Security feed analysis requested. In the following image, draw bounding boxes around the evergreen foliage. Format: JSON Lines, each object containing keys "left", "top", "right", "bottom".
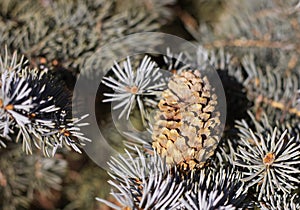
{"left": 1, "top": 0, "right": 300, "bottom": 209}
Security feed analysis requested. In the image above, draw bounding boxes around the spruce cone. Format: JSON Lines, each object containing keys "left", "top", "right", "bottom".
{"left": 152, "top": 70, "right": 221, "bottom": 170}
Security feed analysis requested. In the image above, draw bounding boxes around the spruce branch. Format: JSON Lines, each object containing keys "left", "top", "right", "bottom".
{"left": 0, "top": 144, "right": 67, "bottom": 210}
{"left": 180, "top": 167, "right": 249, "bottom": 209}
{"left": 184, "top": 0, "right": 300, "bottom": 54}
{"left": 0, "top": 0, "right": 175, "bottom": 73}
{"left": 102, "top": 55, "right": 166, "bottom": 121}
{"left": 259, "top": 193, "right": 300, "bottom": 210}
{"left": 97, "top": 146, "right": 184, "bottom": 209}
{"left": 63, "top": 162, "right": 111, "bottom": 210}
{"left": 0, "top": 49, "right": 90, "bottom": 156}
{"left": 233, "top": 111, "right": 300, "bottom": 201}
{"left": 240, "top": 53, "right": 300, "bottom": 122}
{"left": 162, "top": 47, "right": 191, "bottom": 73}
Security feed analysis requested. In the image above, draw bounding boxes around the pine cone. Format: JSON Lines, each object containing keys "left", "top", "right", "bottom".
{"left": 152, "top": 70, "right": 221, "bottom": 170}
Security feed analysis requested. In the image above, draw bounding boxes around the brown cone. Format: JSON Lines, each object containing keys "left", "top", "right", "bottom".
{"left": 152, "top": 70, "right": 221, "bottom": 170}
